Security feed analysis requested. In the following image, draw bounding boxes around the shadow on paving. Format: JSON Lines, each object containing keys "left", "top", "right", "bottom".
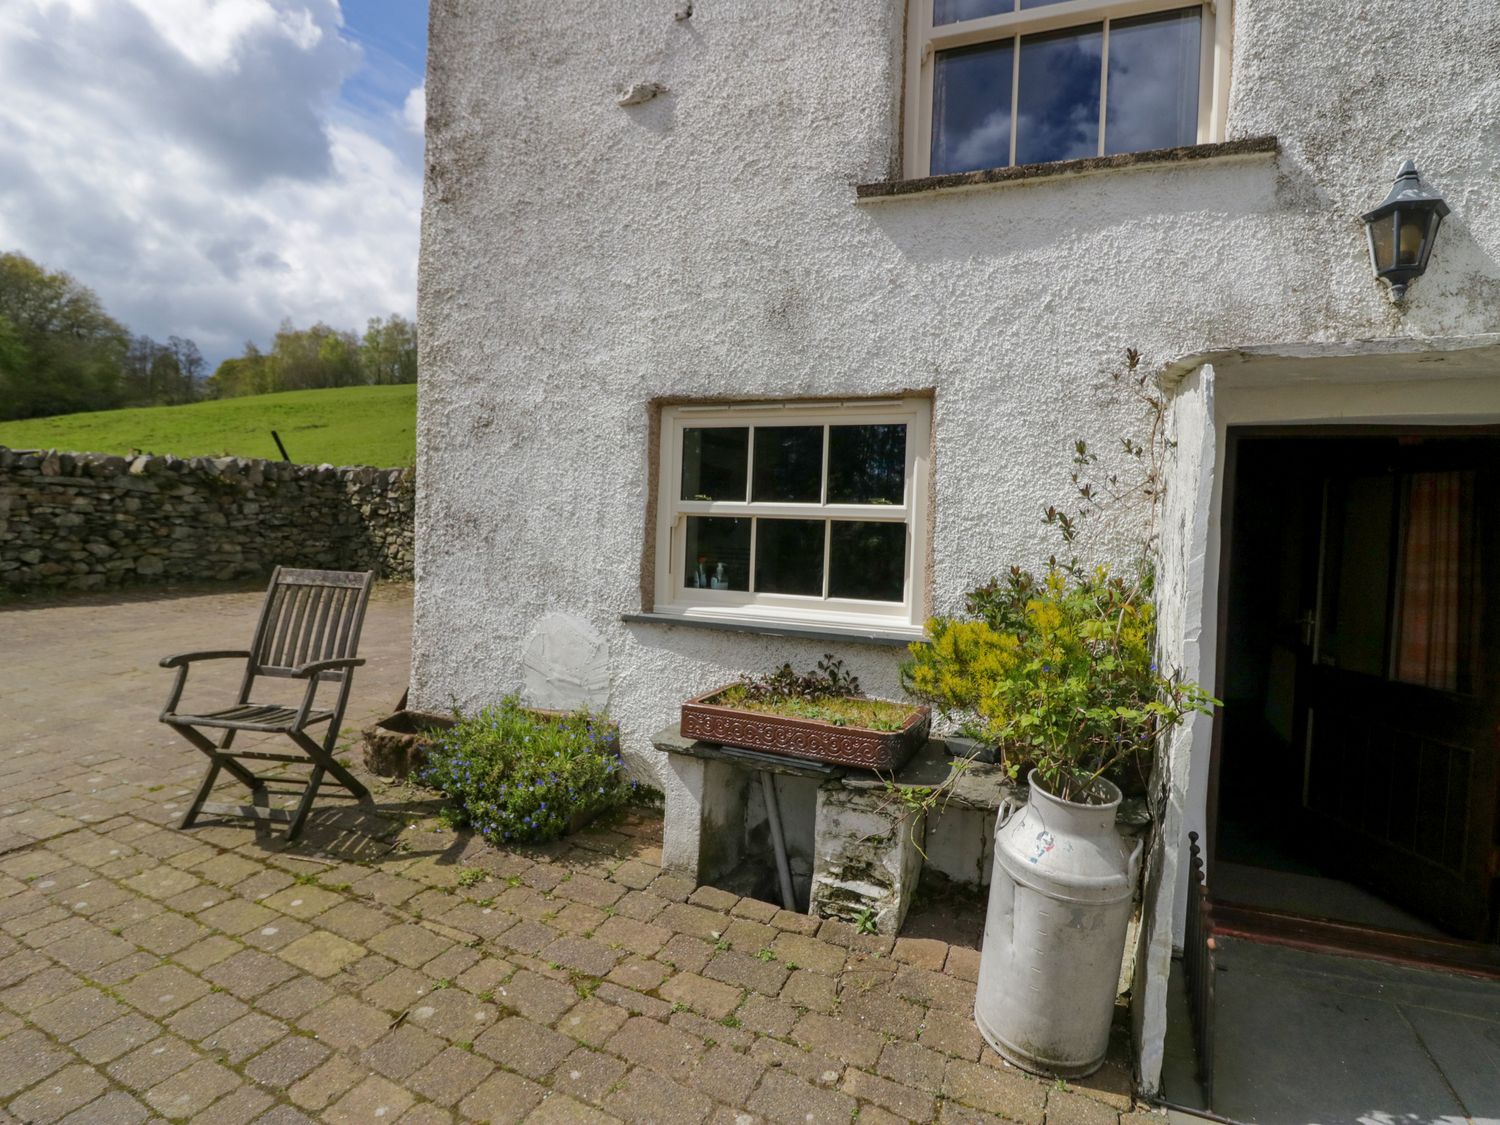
{"left": 0, "top": 585, "right": 1144, "bottom": 1124}
{"left": 0, "top": 576, "right": 273, "bottom": 612}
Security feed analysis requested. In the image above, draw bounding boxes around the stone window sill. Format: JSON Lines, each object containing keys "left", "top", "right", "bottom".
{"left": 855, "top": 136, "right": 1279, "bottom": 202}
{"left": 621, "top": 611, "right": 918, "bottom": 647}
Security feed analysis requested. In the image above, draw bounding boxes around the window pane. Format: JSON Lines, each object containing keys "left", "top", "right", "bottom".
{"left": 1392, "top": 472, "right": 1481, "bottom": 694}
{"left": 681, "top": 427, "right": 747, "bottom": 501}
{"left": 934, "top": 0, "right": 1013, "bottom": 23}
{"left": 1369, "top": 213, "right": 1396, "bottom": 271}
{"left": 931, "top": 40, "right": 1013, "bottom": 175}
{"left": 684, "top": 516, "right": 750, "bottom": 591}
{"left": 829, "top": 522, "right": 906, "bottom": 603}
{"left": 755, "top": 519, "right": 825, "bottom": 596}
{"left": 828, "top": 425, "right": 907, "bottom": 505}
{"left": 1105, "top": 8, "right": 1201, "bottom": 155}
{"left": 1396, "top": 211, "right": 1426, "bottom": 267}
{"left": 1015, "top": 24, "right": 1102, "bottom": 165}
{"left": 752, "top": 426, "right": 823, "bottom": 503}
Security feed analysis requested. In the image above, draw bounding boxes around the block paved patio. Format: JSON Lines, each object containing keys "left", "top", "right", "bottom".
{"left": 0, "top": 584, "right": 1152, "bottom": 1124}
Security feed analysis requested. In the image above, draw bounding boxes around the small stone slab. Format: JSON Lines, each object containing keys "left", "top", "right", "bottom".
{"left": 839, "top": 739, "right": 1012, "bottom": 811}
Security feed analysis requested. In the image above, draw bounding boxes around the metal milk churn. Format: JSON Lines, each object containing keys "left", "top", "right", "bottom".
{"left": 974, "top": 769, "right": 1142, "bottom": 1078}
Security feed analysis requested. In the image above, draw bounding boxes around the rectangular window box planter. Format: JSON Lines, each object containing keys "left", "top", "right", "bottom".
{"left": 680, "top": 687, "right": 930, "bottom": 772}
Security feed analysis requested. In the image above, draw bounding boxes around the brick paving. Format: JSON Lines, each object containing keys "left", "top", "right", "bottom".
{"left": 0, "top": 585, "right": 1154, "bottom": 1124}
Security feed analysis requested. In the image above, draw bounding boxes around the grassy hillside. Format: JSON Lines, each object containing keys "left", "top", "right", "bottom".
{"left": 0, "top": 384, "right": 416, "bottom": 468}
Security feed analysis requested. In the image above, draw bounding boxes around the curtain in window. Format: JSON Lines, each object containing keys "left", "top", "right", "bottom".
{"left": 1391, "top": 471, "right": 1480, "bottom": 691}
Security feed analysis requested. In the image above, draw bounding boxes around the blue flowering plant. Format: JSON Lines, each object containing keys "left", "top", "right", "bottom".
{"left": 419, "top": 696, "right": 630, "bottom": 845}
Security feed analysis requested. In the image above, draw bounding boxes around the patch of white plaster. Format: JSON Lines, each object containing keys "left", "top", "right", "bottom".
{"left": 521, "top": 613, "right": 611, "bottom": 712}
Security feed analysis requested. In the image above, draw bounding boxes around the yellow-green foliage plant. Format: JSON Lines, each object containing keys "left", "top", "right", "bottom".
{"left": 906, "top": 348, "right": 1220, "bottom": 805}
{"left": 904, "top": 563, "right": 1214, "bottom": 804}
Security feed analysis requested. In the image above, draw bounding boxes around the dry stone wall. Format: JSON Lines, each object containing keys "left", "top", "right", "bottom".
{"left": 0, "top": 446, "right": 413, "bottom": 591}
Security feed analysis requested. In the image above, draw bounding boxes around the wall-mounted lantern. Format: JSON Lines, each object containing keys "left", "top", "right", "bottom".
{"left": 1362, "top": 160, "right": 1449, "bottom": 302}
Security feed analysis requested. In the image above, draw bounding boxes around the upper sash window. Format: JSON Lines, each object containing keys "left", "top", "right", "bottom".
{"left": 905, "top": 0, "right": 1232, "bottom": 179}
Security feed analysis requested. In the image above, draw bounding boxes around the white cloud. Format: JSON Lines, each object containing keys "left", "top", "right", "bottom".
{"left": 131, "top": 0, "right": 293, "bottom": 71}
{"left": 0, "top": 0, "right": 419, "bottom": 363}
{"left": 403, "top": 84, "right": 425, "bottom": 135}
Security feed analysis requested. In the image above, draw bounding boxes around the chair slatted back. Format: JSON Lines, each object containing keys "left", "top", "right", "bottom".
{"left": 249, "top": 568, "right": 375, "bottom": 680}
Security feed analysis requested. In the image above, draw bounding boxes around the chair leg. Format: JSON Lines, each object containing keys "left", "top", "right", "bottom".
{"left": 289, "top": 730, "right": 373, "bottom": 806}
{"left": 285, "top": 766, "right": 325, "bottom": 842}
{"left": 181, "top": 762, "right": 219, "bottom": 830}
{"left": 250, "top": 782, "right": 273, "bottom": 841}
{"left": 323, "top": 720, "right": 374, "bottom": 807}
{"left": 168, "top": 723, "right": 266, "bottom": 832}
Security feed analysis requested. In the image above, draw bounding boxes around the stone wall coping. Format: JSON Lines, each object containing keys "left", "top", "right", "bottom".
{"left": 0, "top": 444, "right": 409, "bottom": 482}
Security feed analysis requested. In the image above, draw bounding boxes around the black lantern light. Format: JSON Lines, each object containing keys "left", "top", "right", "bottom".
{"left": 1362, "top": 160, "right": 1449, "bottom": 301}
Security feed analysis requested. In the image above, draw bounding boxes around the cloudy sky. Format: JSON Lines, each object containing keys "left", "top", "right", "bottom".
{"left": 0, "top": 0, "right": 426, "bottom": 366}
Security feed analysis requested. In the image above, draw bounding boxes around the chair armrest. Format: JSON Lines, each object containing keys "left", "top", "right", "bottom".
{"left": 160, "top": 650, "right": 251, "bottom": 669}
{"left": 159, "top": 650, "right": 250, "bottom": 719}
{"left": 290, "top": 657, "right": 366, "bottom": 679}
{"left": 289, "top": 657, "right": 366, "bottom": 728}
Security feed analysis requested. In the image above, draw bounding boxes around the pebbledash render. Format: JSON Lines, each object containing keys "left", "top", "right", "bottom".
{"left": 413, "top": 0, "right": 1500, "bottom": 1093}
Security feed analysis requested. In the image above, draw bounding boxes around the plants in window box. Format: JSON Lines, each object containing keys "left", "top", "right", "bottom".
{"left": 680, "top": 656, "right": 930, "bottom": 772}
{"left": 417, "top": 697, "right": 630, "bottom": 844}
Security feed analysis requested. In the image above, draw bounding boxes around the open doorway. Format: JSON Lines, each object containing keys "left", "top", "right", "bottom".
{"left": 1212, "top": 428, "right": 1500, "bottom": 964}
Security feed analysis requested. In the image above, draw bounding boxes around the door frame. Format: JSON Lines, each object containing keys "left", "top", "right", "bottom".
{"left": 1135, "top": 339, "right": 1500, "bottom": 1096}
{"left": 1205, "top": 423, "right": 1500, "bottom": 974}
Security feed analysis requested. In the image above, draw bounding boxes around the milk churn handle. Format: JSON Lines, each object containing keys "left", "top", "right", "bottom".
{"left": 1127, "top": 835, "right": 1144, "bottom": 882}
{"left": 996, "top": 796, "right": 1019, "bottom": 828}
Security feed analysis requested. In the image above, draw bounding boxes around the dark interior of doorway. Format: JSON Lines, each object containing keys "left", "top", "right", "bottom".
{"left": 1213, "top": 429, "right": 1499, "bottom": 960}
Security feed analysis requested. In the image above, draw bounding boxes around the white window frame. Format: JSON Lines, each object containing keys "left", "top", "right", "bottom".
{"left": 903, "top": 0, "right": 1234, "bottom": 180}
{"left": 653, "top": 398, "right": 932, "bottom": 638}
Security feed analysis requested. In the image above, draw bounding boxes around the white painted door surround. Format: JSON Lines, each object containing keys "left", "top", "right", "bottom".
{"left": 1132, "top": 333, "right": 1500, "bottom": 1093}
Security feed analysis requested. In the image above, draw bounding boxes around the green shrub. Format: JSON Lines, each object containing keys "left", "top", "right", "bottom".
{"left": 419, "top": 697, "right": 630, "bottom": 844}
{"left": 902, "top": 564, "right": 1215, "bottom": 803}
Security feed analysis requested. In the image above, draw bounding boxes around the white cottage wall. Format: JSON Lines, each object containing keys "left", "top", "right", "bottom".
{"left": 416, "top": 1, "right": 1500, "bottom": 779}
{"left": 416, "top": 0, "right": 1500, "bottom": 1085}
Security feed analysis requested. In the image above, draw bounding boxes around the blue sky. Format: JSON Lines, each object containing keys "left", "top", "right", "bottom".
{"left": 340, "top": 2, "right": 428, "bottom": 161}
{"left": 0, "top": 1, "right": 429, "bottom": 366}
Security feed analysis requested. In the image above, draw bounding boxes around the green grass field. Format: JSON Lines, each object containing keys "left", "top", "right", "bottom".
{"left": 0, "top": 384, "right": 417, "bottom": 468}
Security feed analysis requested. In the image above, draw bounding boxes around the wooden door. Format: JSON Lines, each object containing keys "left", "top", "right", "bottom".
{"left": 1299, "top": 438, "right": 1499, "bottom": 941}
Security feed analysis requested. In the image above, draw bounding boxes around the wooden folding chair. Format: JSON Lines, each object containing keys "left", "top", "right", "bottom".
{"left": 160, "top": 567, "right": 377, "bottom": 841}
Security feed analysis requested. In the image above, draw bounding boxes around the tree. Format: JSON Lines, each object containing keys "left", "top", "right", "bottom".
{"left": 120, "top": 333, "right": 204, "bottom": 406}
{"left": 360, "top": 314, "right": 418, "bottom": 385}
{"left": 0, "top": 314, "right": 26, "bottom": 386}
{"left": 121, "top": 334, "right": 160, "bottom": 404}
{"left": 0, "top": 251, "right": 129, "bottom": 419}
{"left": 208, "top": 343, "right": 272, "bottom": 399}
{"left": 262, "top": 319, "right": 361, "bottom": 392}
{"left": 315, "top": 328, "right": 362, "bottom": 387}
{"left": 166, "top": 336, "right": 206, "bottom": 402}
{"left": 209, "top": 312, "right": 421, "bottom": 401}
